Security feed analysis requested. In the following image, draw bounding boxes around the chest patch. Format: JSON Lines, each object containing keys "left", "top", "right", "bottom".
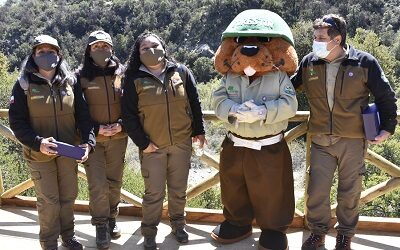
{"left": 227, "top": 85, "right": 240, "bottom": 98}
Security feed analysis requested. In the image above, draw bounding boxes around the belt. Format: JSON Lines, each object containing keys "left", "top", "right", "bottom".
{"left": 227, "top": 133, "right": 283, "bottom": 150}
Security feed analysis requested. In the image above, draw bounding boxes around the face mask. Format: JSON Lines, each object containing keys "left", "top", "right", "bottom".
{"left": 140, "top": 48, "right": 165, "bottom": 67}
{"left": 34, "top": 53, "right": 59, "bottom": 71}
{"left": 90, "top": 50, "right": 112, "bottom": 67}
{"left": 312, "top": 40, "right": 337, "bottom": 58}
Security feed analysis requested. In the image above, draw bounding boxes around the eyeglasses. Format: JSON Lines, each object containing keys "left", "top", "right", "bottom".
{"left": 235, "top": 37, "right": 271, "bottom": 43}
{"left": 322, "top": 17, "right": 340, "bottom": 32}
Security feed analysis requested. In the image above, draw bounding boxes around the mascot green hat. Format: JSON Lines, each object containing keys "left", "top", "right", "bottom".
{"left": 222, "top": 9, "right": 295, "bottom": 46}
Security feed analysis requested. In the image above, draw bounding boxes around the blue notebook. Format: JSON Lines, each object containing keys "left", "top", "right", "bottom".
{"left": 52, "top": 141, "right": 85, "bottom": 160}
{"left": 362, "top": 103, "right": 380, "bottom": 140}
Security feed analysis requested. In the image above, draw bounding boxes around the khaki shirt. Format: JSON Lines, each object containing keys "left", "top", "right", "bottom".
{"left": 213, "top": 71, "right": 298, "bottom": 138}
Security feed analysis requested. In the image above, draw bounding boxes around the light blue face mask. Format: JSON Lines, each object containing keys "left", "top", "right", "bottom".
{"left": 312, "top": 40, "right": 337, "bottom": 58}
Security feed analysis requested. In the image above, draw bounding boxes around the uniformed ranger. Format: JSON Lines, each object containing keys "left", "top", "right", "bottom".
{"left": 9, "top": 35, "right": 95, "bottom": 250}
{"left": 122, "top": 32, "right": 206, "bottom": 250}
{"left": 76, "top": 30, "right": 128, "bottom": 249}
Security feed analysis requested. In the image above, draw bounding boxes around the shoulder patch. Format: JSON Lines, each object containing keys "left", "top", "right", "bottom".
{"left": 284, "top": 85, "right": 296, "bottom": 96}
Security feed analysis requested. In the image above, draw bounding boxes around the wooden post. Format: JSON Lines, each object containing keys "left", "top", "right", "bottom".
{"left": 302, "top": 132, "right": 312, "bottom": 229}
{"left": 0, "top": 167, "right": 4, "bottom": 206}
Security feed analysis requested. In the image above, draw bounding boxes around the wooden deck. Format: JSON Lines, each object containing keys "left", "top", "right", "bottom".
{"left": 0, "top": 206, "right": 399, "bottom": 250}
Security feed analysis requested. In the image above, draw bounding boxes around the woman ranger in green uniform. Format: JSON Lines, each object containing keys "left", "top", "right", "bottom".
{"left": 76, "top": 30, "right": 128, "bottom": 249}
{"left": 9, "top": 35, "right": 95, "bottom": 250}
{"left": 122, "top": 32, "right": 206, "bottom": 250}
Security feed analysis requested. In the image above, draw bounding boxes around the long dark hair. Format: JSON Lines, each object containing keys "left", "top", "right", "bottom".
{"left": 125, "top": 32, "right": 173, "bottom": 77}
{"left": 78, "top": 45, "right": 121, "bottom": 81}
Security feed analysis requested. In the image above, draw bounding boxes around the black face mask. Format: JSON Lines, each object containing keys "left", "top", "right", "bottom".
{"left": 34, "top": 53, "right": 59, "bottom": 71}
{"left": 140, "top": 48, "right": 165, "bottom": 67}
{"left": 90, "top": 50, "right": 112, "bottom": 67}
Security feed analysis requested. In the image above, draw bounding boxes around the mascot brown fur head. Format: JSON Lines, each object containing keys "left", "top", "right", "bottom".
{"left": 214, "top": 9, "right": 298, "bottom": 77}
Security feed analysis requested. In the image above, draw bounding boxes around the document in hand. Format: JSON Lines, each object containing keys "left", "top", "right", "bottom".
{"left": 362, "top": 103, "right": 380, "bottom": 141}
{"left": 53, "top": 141, "right": 85, "bottom": 160}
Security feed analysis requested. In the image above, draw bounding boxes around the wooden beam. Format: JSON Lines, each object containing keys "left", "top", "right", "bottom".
{"left": 0, "top": 196, "right": 304, "bottom": 228}
{"left": 4, "top": 197, "right": 400, "bottom": 232}
{"left": 199, "top": 151, "right": 219, "bottom": 170}
{"left": 331, "top": 177, "right": 400, "bottom": 215}
{"left": 284, "top": 122, "right": 308, "bottom": 143}
{"left": 0, "top": 123, "right": 18, "bottom": 144}
{"left": 0, "top": 167, "right": 3, "bottom": 206}
{"left": 365, "top": 150, "right": 400, "bottom": 177}
{"left": 163, "top": 172, "right": 220, "bottom": 208}
{"left": 359, "top": 177, "right": 400, "bottom": 205}
{"left": 0, "top": 109, "right": 8, "bottom": 118}
{"left": 1, "top": 179, "right": 34, "bottom": 199}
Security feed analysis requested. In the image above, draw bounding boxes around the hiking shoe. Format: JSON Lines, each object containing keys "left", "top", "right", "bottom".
{"left": 96, "top": 224, "right": 111, "bottom": 249}
{"left": 301, "top": 233, "right": 325, "bottom": 250}
{"left": 172, "top": 228, "right": 189, "bottom": 243}
{"left": 211, "top": 220, "right": 252, "bottom": 244}
{"left": 109, "top": 218, "right": 121, "bottom": 239}
{"left": 143, "top": 236, "right": 156, "bottom": 250}
{"left": 334, "top": 234, "right": 352, "bottom": 250}
{"left": 62, "top": 236, "right": 83, "bottom": 250}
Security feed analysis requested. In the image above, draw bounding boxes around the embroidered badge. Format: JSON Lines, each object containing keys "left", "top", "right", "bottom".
{"left": 31, "top": 96, "right": 45, "bottom": 100}
{"left": 31, "top": 88, "right": 40, "bottom": 93}
{"left": 227, "top": 85, "right": 239, "bottom": 98}
{"left": 284, "top": 85, "right": 296, "bottom": 96}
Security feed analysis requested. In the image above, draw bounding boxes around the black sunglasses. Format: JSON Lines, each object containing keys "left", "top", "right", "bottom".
{"left": 322, "top": 17, "right": 340, "bottom": 32}
{"left": 235, "top": 37, "right": 271, "bottom": 43}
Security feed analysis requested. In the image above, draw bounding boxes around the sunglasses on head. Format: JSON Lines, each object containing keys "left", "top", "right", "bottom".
{"left": 235, "top": 36, "right": 271, "bottom": 43}
{"left": 322, "top": 17, "right": 340, "bottom": 32}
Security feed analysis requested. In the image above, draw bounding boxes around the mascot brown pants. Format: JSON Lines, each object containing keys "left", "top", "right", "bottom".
{"left": 219, "top": 135, "right": 294, "bottom": 233}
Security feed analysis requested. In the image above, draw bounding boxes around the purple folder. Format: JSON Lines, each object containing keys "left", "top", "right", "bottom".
{"left": 52, "top": 141, "right": 85, "bottom": 160}
{"left": 362, "top": 103, "right": 380, "bottom": 141}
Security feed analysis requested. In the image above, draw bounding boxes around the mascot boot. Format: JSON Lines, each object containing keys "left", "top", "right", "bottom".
{"left": 211, "top": 220, "right": 252, "bottom": 244}
{"left": 259, "top": 230, "right": 289, "bottom": 250}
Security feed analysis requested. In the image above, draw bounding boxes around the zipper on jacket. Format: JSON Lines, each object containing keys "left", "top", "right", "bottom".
{"left": 103, "top": 70, "right": 112, "bottom": 125}
{"left": 323, "top": 64, "right": 333, "bottom": 134}
{"left": 58, "top": 89, "right": 63, "bottom": 111}
{"left": 112, "top": 76, "right": 116, "bottom": 101}
{"left": 50, "top": 85, "right": 60, "bottom": 140}
{"left": 163, "top": 76, "right": 173, "bottom": 145}
{"left": 339, "top": 70, "right": 345, "bottom": 95}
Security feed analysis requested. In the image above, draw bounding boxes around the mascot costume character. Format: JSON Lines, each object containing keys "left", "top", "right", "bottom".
{"left": 212, "top": 9, "right": 298, "bottom": 250}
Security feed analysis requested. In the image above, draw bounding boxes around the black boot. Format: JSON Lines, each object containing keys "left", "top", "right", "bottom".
{"left": 96, "top": 224, "right": 111, "bottom": 249}
{"left": 259, "top": 230, "right": 288, "bottom": 250}
{"left": 211, "top": 220, "right": 252, "bottom": 244}
{"left": 143, "top": 236, "right": 157, "bottom": 250}
{"left": 109, "top": 218, "right": 121, "bottom": 239}
{"left": 172, "top": 228, "right": 189, "bottom": 243}
{"left": 62, "top": 236, "right": 83, "bottom": 250}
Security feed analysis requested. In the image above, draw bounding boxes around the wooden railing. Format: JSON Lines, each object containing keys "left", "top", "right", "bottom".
{"left": 1, "top": 109, "right": 400, "bottom": 231}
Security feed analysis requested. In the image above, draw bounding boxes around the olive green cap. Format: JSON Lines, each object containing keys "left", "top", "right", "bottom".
{"left": 88, "top": 30, "right": 113, "bottom": 46}
{"left": 222, "top": 9, "right": 295, "bottom": 46}
{"left": 33, "top": 35, "right": 60, "bottom": 51}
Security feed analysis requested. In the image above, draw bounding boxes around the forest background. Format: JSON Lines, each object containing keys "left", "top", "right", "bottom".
{"left": 0, "top": 0, "right": 399, "bottom": 217}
